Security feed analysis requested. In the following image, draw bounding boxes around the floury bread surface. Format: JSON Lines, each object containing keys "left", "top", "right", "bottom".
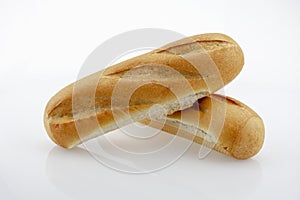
{"left": 44, "top": 33, "right": 244, "bottom": 148}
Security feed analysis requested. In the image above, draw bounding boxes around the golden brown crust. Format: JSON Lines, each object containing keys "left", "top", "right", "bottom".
{"left": 142, "top": 95, "right": 265, "bottom": 159}
{"left": 44, "top": 33, "right": 244, "bottom": 148}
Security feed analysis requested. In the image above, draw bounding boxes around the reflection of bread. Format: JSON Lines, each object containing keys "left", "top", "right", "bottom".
{"left": 141, "top": 95, "right": 264, "bottom": 159}
{"left": 44, "top": 33, "right": 244, "bottom": 149}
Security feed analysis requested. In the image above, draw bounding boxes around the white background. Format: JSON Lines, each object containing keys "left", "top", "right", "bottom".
{"left": 1, "top": 0, "right": 300, "bottom": 199}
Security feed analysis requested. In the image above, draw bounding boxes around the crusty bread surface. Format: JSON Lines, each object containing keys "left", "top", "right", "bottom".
{"left": 44, "top": 33, "right": 244, "bottom": 148}
{"left": 141, "top": 94, "right": 264, "bottom": 159}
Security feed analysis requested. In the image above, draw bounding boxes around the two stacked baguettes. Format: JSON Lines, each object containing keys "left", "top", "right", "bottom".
{"left": 44, "top": 33, "right": 264, "bottom": 159}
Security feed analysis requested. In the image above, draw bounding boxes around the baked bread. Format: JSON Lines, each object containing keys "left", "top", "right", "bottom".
{"left": 142, "top": 94, "right": 264, "bottom": 159}
{"left": 44, "top": 33, "right": 244, "bottom": 148}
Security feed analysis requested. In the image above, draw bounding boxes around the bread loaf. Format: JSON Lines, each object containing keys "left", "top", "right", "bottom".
{"left": 142, "top": 95, "right": 264, "bottom": 159}
{"left": 44, "top": 33, "right": 244, "bottom": 148}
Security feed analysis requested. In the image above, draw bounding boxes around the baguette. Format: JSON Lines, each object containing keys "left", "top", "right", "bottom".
{"left": 142, "top": 94, "right": 264, "bottom": 159}
{"left": 44, "top": 33, "right": 244, "bottom": 148}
